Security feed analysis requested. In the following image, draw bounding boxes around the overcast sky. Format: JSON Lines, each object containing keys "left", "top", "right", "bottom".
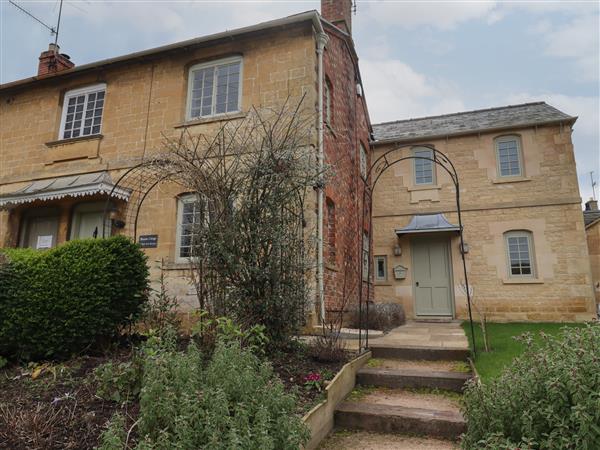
{"left": 1, "top": 0, "right": 598, "bottom": 203}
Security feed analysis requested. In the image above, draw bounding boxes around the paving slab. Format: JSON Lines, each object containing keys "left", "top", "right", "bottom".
{"left": 318, "top": 430, "right": 459, "bottom": 450}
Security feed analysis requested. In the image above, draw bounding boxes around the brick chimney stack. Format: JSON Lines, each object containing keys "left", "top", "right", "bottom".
{"left": 38, "top": 43, "right": 74, "bottom": 76}
{"left": 586, "top": 199, "right": 598, "bottom": 211}
{"left": 321, "top": 0, "right": 353, "bottom": 34}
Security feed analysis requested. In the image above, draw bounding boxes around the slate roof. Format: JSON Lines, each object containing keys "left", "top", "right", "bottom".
{"left": 584, "top": 210, "right": 600, "bottom": 227}
{"left": 372, "top": 102, "right": 576, "bottom": 143}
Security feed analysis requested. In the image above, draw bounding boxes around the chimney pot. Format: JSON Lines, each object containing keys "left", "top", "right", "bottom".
{"left": 585, "top": 199, "right": 598, "bottom": 211}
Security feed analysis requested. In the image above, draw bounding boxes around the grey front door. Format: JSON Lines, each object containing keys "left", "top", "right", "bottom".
{"left": 412, "top": 237, "right": 453, "bottom": 316}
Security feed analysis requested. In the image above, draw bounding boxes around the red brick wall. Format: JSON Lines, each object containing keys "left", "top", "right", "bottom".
{"left": 322, "top": 26, "right": 372, "bottom": 313}
{"left": 321, "top": 0, "right": 353, "bottom": 34}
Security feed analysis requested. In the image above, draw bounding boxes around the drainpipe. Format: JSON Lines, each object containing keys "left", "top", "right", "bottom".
{"left": 316, "top": 30, "right": 329, "bottom": 323}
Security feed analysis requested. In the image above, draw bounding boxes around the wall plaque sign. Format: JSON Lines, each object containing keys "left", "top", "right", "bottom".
{"left": 138, "top": 234, "right": 158, "bottom": 248}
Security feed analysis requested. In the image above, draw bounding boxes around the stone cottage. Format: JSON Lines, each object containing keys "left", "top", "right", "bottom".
{"left": 370, "top": 103, "right": 596, "bottom": 322}
{"left": 0, "top": 1, "right": 372, "bottom": 324}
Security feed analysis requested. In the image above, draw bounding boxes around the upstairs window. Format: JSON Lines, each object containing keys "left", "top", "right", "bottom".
{"left": 496, "top": 135, "right": 523, "bottom": 177}
{"left": 187, "top": 57, "right": 242, "bottom": 120}
{"left": 360, "top": 142, "right": 368, "bottom": 179}
{"left": 324, "top": 78, "right": 332, "bottom": 125}
{"left": 60, "top": 84, "right": 106, "bottom": 139}
{"left": 505, "top": 230, "right": 535, "bottom": 278}
{"left": 326, "top": 198, "right": 336, "bottom": 264}
{"left": 413, "top": 147, "right": 435, "bottom": 185}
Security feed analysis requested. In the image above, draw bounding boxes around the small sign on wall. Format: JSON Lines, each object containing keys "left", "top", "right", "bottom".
{"left": 36, "top": 235, "right": 53, "bottom": 249}
{"left": 139, "top": 234, "right": 158, "bottom": 248}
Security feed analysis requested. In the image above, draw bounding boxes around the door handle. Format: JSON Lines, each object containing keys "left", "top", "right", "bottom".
{"left": 415, "top": 281, "right": 419, "bottom": 287}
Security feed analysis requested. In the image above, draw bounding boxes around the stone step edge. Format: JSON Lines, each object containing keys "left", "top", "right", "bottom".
{"left": 357, "top": 367, "right": 471, "bottom": 392}
{"left": 335, "top": 401, "right": 466, "bottom": 440}
{"left": 369, "top": 345, "right": 470, "bottom": 361}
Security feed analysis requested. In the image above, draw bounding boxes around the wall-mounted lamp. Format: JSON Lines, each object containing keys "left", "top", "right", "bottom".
{"left": 393, "top": 244, "right": 402, "bottom": 256}
{"left": 109, "top": 206, "right": 126, "bottom": 229}
{"left": 460, "top": 242, "right": 469, "bottom": 254}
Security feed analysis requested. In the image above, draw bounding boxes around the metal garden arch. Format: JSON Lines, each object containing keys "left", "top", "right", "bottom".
{"left": 358, "top": 144, "right": 477, "bottom": 356}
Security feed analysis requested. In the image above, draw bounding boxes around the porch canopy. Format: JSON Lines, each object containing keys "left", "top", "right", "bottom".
{"left": 0, "top": 171, "right": 130, "bottom": 209}
{"left": 395, "top": 213, "right": 460, "bottom": 236}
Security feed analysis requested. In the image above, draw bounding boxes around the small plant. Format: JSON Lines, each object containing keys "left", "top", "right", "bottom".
{"left": 144, "top": 261, "right": 181, "bottom": 336}
{"left": 97, "top": 412, "right": 127, "bottom": 450}
{"left": 303, "top": 372, "right": 324, "bottom": 392}
{"left": 349, "top": 302, "right": 406, "bottom": 331}
{"left": 0, "top": 356, "right": 7, "bottom": 370}
{"left": 93, "top": 358, "right": 143, "bottom": 403}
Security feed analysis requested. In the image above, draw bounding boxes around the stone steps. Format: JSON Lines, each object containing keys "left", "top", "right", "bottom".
{"left": 318, "top": 430, "right": 459, "bottom": 450}
{"left": 335, "top": 401, "right": 466, "bottom": 440}
{"left": 370, "top": 344, "right": 470, "bottom": 361}
{"left": 357, "top": 366, "right": 471, "bottom": 393}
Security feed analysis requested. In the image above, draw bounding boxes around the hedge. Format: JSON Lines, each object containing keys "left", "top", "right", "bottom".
{"left": 0, "top": 236, "right": 149, "bottom": 361}
{"left": 462, "top": 323, "right": 600, "bottom": 449}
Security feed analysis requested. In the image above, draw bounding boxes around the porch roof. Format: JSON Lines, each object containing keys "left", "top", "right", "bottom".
{"left": 0, "top": 171, "right": 130, "bottom": 209}
{"left": 395, "top": 213, "right": 460, "bottom": 235}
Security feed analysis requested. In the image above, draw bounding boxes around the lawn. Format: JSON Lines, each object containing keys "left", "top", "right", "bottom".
{"left": 462, "top": 322, "right": 586, "bottom": 382}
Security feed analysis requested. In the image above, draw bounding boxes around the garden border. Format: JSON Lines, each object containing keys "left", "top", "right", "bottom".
{"left": 302, "top": 350, "right": 372, "bottom": 450}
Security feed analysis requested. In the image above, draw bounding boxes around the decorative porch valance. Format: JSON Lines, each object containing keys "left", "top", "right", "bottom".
{"left": 0, "top": 171, "right": 130, "bottom": 209}
{"left": 395, "top": 213, "right": 460, "bottom": 236}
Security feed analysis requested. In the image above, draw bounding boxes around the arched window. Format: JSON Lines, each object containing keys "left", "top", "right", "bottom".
{"left": 495, "top": 135, "right": 524, "bottom": 177}
{"left": 413, "top": 146, "right": 435, "bottom": 185}
{"left": 504, "top": 230, "right": 536, "bottom": 278}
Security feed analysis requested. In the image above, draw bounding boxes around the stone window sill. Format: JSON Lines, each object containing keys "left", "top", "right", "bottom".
{"left": 407, "top": 184, "right": 442, "bottom": 192}
{"left": 502, "top": 278, "right": 544, "bottom": 284}
{"left": 492, "top": 177, "right": 531, "bottom": 184}
{"left": 174, "top": 111, "right": 246, "bottom": 128}
{"left": 45, "top": 134, "right": 103, "bottom": 147}
{"left": 375, "top": 281, "right": 392, "bottom": 286}
{"left": 162, "top": 261, "right": 193, "bottom": 270}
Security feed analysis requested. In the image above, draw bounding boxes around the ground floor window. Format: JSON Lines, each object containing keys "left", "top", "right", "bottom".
{"left": 176, "top": 194, "right": 206, "bottom": 261}
{"left": 505, "top": 230, "right": 535, "bottom": 277}
{"left": 362, "top": 231, "right": 369, "bottom": 281}
{"left": 375, "top": 255, "right": 387, "bottom": 281}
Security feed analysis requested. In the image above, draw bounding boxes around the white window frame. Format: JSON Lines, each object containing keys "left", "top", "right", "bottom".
{"left": 59, "top": 83, "right": 106, "bottom": 140}
{"left": 325, "top": 79, "right": 332, "bottom": 125}
{"left": 186, "top": 56, "right": 243, "bottom": 121}
{"left": 495, "top": 135, "right": 524, "bottom": 178}
{"left": 504, "top": 230, "right": 536, "bottom": 278}
{"left": 374, "top": 255, "right": 387, "bottom": 282}
{"left": 175, "top": 194, "right": 208, "bottom": 263}
{"left": 360, "top": 142, "right": 368, "bottom": 180}
{"left": 413, "top": 147, "right": 435, "bottom": 185}
{"left": 362, "top": 231, "right": 370, "bottom": 281}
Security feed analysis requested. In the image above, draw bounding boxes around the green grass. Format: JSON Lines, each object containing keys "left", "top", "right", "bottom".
{"left": 462, "top": 322, "right": 586, "bottom": 382}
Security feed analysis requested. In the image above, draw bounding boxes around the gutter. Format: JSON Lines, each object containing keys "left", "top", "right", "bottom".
{"left": 315, "top": 19, "right": 328, "bottom": 324}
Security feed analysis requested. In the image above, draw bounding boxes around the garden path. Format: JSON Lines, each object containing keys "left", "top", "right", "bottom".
{"left": 319, "top": 321, "right": 471, "bottom": 449}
